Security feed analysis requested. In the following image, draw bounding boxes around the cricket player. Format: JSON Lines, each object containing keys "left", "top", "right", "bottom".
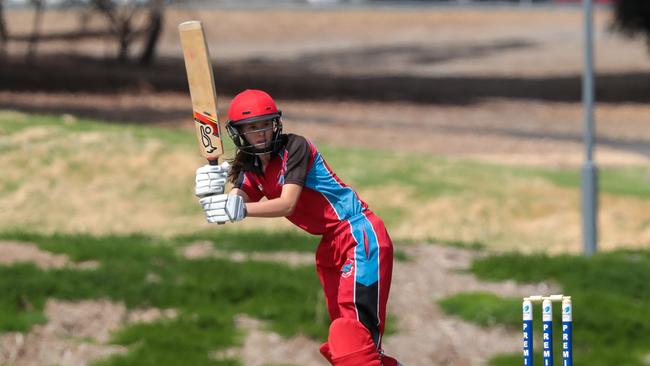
{"left": 195, "top": 89, "right": 402, "bottom": 366}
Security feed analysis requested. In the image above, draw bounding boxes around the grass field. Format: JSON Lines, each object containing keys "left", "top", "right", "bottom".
{"left": 439, "top": 250, "right": 650, "bottom": 366}
{"left": 2, "top": 110, "right": 650, "bottom": 364}
{"left": 0, "top": 231, "right": 327, "bottom": 366}
{"left": 1, "top": 110, "right": 649, "bottom": 251}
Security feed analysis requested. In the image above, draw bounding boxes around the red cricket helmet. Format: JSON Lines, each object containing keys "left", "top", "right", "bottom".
{"left": 227, "top": 89, "right": 281, "bottom": 125}
{"left": 225, "top": 89, "right": 283, "bottom": 155}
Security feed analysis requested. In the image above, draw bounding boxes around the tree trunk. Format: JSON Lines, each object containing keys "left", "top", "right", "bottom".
{"left": 0, "top": 0, "right": 7, "bottom": 62}
{"left": 26, "top": 0, "right": 44, "bottom": 62}
{"left": 118, "top": 22, "right": 130, "bottom": 63}
{"left": 139, "top": 0, "right": 163, "bottom": 65}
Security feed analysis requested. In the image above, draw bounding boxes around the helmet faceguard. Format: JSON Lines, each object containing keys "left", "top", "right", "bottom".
{"left": 226, "top": 89, "right": 284, "bottom": 156}
{"left": 226, "top": 115, "right": 283, "bottom": 155}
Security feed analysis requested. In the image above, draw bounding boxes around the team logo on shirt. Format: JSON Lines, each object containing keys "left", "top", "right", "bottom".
{"left": 341, "top": 258, "right": 354, "bottom": 278}
{"left": 278, "top": 149, "right": 288, "bottom": 185}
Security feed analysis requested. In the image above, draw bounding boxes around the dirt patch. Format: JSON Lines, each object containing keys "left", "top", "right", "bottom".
{"left": 191, "top": 243, "right": 560, "bottom": 366}
{"left": 215, "top": 244, "right": 559, "bottom": 366}
{"left": 4, "top": 7, "right": 648, "bottom": 77}
{"left": 2, "top": 92, "right": 649, "bottom": 166}
{"left": 382, "top": 244, "right": 559, "bottom": 366}
{"left": 0, "top": 243, "right": 562, "bottom": 366}
{"left": 181, "top": 241, "right": 215, "bottom": 259}
{"left": 211, "top": 315, "right": 328, "bottom": 366}
{"left": 0, "top": 299, "right": 177, "bottom": 366}
{"left": 0, "top": 241, "right": 98, "bottom": 270}
{"left": 181, "top": 241, "right": 314, "bottom": 267}
{"left": 283, "top": 99, "right": 650, "bottom": 166}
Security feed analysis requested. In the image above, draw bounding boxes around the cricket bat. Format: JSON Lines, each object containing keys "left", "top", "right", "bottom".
{"left": 178, "top": 20, "right": 224, "bottom": 166}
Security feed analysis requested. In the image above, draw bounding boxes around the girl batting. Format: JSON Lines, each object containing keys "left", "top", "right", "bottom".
{"left": 195, "top": 89, "right": 401, "bottom": 366}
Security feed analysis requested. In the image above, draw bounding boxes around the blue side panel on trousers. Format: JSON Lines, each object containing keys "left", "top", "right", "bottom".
{"left": 349, "top": 216, "right": 379, "bottom": 287}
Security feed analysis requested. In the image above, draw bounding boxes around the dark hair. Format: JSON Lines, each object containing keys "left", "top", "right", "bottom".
{"left": 228, "top": 151, "right": 258, "bottom": 184}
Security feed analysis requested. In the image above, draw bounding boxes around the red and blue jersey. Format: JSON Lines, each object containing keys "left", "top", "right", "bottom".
{"left": 234, "top": 134, "right": 369, "bottom": 235}
{"left": 234, "top": 133, "right": 395, "bottom": 354}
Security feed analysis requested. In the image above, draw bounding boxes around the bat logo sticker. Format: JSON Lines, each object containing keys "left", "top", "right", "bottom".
{"left": 200, "top": 124, "right": 217, "bottom": 153}
{"left": 193, "top": 111, "right": 221, "bottom": 154}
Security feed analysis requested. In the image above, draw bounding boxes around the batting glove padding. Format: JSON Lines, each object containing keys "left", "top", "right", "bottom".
{"left": 200, "top": 194, "right": 246, "bottom": 223}
{"left": 195, "top": 162, "right": 230, "bottom": 198}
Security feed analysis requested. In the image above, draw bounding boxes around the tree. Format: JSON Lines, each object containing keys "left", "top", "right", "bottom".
{"left": 26, "top": 0, "right": 45, "bottom": 62}
{"left": 613, "top": 0, "right": 650, "bottom": 51}
{"left": 0, "top": 0, "right": 166, "bottom": 63}
{"left": 139, "top": 0, "right": 164, "bottom": 65}
{"left": 0, "top": 0, "right": 7, "bottom": 61}
{"left": 91, "top": 0, "right": 161, "bottom": 63}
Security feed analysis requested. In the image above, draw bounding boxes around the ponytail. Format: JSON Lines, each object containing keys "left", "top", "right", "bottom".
{"left": 228, "top": 150, "right": 267, "bottom": 184}
{"left": 228, "top": 151, "right": 253, "bottom": 184}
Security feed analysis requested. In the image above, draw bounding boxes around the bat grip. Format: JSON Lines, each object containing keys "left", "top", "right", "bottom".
{"left": 207, "top": 158, "right": 224, "bottom": 225}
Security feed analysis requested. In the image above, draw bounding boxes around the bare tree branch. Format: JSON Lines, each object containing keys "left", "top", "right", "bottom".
{"left": 139, "top": 0, "right": 164, "bottom": 65}
{"left": 26, "top": 0, "right": 45, "bottom": 62}
{"left": 10, "top": 28, "right": 146, "bottom": 42}
{"left": 91, "top": 0, "right": 153, "bottom": 62}
{"left": 3, "top": 0, "right": 166, "bottom": 63}
{"left": 0, "top": 0, "right": 7, "bottom": 61}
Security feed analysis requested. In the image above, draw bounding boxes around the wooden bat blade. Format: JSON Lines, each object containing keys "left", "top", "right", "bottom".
{"left": 179, "top": 20, "right": 224, "bottom": 163}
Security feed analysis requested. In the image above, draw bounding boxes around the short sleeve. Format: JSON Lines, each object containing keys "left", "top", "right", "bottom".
{"left": 284, "top": 135, "right": 314, "bottom": 186}
{"left": 234, "top": 171, "right": 264, "bottom": 202}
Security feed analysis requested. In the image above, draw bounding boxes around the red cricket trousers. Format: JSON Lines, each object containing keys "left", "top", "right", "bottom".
{"left": 315, "top": 210, "right": 394, "bottom": 349}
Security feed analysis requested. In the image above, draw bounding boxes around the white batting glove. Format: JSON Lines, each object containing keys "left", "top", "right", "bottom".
{"left": 195, "top": 161, "right": 230, "bottom": 198}
{"left": 199, "top": 194, "right": 247, "bottom": 224}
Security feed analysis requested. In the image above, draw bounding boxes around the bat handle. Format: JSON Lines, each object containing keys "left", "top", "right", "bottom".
{"left": 208, "top": 158, "right": 224, "bottom": 225}
{"left": 206, "top": 158, "right": 224, "bottom": 224}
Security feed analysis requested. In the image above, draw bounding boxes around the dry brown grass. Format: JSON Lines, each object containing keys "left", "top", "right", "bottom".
{"left": 1, "top": 109, "right": 648, "bottom": 253}
{"left": 372, "top": 177, "right": 650, "bottom": 253}
{"left": 357, "top": 153, "right": 650, "bottom": 253}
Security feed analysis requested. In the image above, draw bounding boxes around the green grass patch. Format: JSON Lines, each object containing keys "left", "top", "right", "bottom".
{"left": 320, "top": 145, "right": 464, "bottom": 199}
{"left": 438, "top": 292, "right": 520, "bottom": 328}
{"left": 0, "top": 110, "right": 239, "bottom": 155}
{"left": 320, "top": 144, "right": 650, "bottom": 201}
{"left": 1, "top": 178, "right": 20, "bottom": 194}
{"left": 398, "top": 237, "right": 486, "bottom": 250}
{"left": 173, "top": 230, "right": 320, "bottom": 253}
{"left": 393, "top": 249, "right": 409, "bottom": 262}
{"left": 0, "top": 231, "right": 328, "bottom": 366}
{"left": 439, "top": 250, "right": 650, "bottom": 366}
{"left": 533, "top": 166, "right": 650, "bottom": 200}
{"left": 0, "top": 111, "right": 190, "bottom": 147}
